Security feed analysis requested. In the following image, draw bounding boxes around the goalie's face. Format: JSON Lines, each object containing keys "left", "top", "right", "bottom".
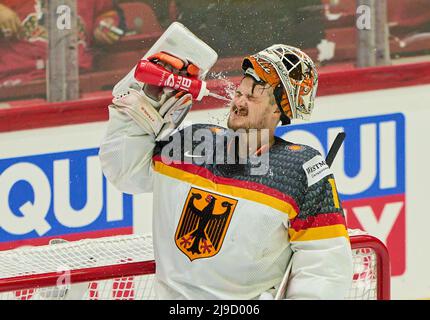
{"left": 227, "top": 76, "right": 280, "bottom": 133}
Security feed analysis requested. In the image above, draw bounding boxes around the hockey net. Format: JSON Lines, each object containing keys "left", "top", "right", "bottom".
{"left": 0, "top": 230, "right": 390, "bottom": 300}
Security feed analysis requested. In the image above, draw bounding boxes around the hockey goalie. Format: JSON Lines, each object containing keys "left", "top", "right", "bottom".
{"left": 99, "top": 43, "right": 353, "bottom": 299}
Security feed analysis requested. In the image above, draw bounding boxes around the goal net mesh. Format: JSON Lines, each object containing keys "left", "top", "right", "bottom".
{"left": 0, "top": 230, "right": 388, "bottom": 300}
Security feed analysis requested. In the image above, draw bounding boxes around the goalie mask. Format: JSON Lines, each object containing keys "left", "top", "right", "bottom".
{"left": 242, "top": 44, "right": 318, "bottom": 124}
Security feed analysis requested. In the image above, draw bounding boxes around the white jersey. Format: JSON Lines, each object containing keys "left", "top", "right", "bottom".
{"left": 99, "top": 107, "right": 353, "bottom": 299}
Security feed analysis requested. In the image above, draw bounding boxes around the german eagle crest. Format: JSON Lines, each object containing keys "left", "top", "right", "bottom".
{"left": 175, "top": 187, "right": 237, "bottom": 261}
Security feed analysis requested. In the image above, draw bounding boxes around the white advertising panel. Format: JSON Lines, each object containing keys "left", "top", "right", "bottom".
{"left": 0, "top": 83, "right": 429, "bottom": 299}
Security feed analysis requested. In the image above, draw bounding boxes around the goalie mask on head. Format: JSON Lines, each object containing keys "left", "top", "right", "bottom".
{"left": 242, "top": 44, "right": 318, "bottom": 124}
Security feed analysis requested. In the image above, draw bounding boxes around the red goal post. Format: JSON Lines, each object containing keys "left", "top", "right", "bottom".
{"left": 0, "top": 230, "right": 390, "bottom": 300}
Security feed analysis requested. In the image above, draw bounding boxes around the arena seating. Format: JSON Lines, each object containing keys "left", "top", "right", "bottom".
{"left": 0, "top": 0, "right": 429, "bottom": 102}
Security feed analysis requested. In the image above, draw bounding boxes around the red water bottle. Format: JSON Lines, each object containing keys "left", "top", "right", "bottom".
{"left": 134, "top": 59, "right": 210, "bottom": 101}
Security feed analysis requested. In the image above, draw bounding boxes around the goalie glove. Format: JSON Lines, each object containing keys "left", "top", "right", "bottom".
{"left": 112, "top": 88, "right": 192, "bottom": 141}
{"left": 119, "top": 52, "right": 199, "bottom": 110}
{"left": 157, "top": 91, "right": 192, "bottom": 141}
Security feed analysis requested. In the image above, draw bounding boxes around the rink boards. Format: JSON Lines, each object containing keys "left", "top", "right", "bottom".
{"left": 1, "top": 64, "right": 430, "bottom": 299}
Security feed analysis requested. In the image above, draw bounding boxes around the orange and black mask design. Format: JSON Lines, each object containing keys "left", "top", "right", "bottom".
{"left": 242, "top": 55, "right": 293, "bottom": 121}
{"left": 175, "top": 188, "right": 237, "bottom": 261}
{"left": 242, "top": 45, "right": 318, "bottom": 123}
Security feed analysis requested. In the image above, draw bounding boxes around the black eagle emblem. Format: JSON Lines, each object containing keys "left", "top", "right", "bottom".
{"left": 175, "top": 188, "right": 237, "bottom": 260}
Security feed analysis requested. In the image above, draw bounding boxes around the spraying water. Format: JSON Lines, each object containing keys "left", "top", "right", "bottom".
{"left": 204, "top": 71, "right": 236, "bottom": 126}
{"left": 207, "top": 92, "right": 231, "bottom": 102}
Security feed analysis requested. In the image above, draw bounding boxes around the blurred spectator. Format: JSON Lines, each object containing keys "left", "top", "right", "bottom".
{"left": 117, "top": 0, "right": 171, "bottom": 29}
{"left": 171, "top": 0, "right": 324, "bottom": 57}
{"left": 117, "top": 0, "right": 324, "bottom": 57}
{"left": 0, "top": 0, "right": 124, "bottom": 88}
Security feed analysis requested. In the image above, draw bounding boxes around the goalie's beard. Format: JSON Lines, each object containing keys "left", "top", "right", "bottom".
{"left": 227, "top": 103, "right": 267, "bottom": 132}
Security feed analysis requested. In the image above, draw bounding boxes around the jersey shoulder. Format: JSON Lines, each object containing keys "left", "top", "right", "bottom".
{"left": 272, "top": 138, "right": 333, "bottom": 187}
{"left": 272, "top": 138, "right": 322, "bottom": 166}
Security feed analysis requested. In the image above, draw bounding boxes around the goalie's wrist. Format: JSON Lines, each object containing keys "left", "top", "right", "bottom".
{"left": 112, "top": 89, "right": 165, "bottom": 136}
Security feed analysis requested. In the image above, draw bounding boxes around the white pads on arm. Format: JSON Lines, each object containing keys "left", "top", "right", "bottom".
{"left": 112, "top": 88, "right": 192, "bottom": 141}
